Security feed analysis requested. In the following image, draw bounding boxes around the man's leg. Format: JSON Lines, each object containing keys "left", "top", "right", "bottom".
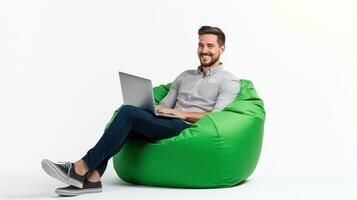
{"left": 43, "top": 105, "right": 190, "bottom": 195}
{"left": 82, "top": 105, "right": 191, "bottom": 176}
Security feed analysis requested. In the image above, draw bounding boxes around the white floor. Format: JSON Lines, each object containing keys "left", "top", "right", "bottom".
{"left": 1, "top": 160, "right": 355, "bottom": 200}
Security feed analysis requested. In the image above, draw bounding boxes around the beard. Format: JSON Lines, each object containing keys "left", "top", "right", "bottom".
{"left": 199, "top": 53, "right": 220, "bottom": 67}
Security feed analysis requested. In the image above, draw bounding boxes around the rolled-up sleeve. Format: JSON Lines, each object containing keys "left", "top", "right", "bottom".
{"left": 212, "top": 80, "right": 240, "bottom": 112}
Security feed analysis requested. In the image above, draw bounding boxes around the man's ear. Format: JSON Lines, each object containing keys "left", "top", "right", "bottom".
{"left": 220, "top": 45, "right": 225, "bottom": 55}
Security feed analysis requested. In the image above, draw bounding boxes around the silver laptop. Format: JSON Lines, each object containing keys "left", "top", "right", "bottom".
{"left": 119, "top": 71, "right": 182, "bottom": 119}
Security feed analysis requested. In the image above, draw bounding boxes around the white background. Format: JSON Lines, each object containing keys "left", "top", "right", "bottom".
{"left": 0, "top": 0, "right": 356, "bottom": 199}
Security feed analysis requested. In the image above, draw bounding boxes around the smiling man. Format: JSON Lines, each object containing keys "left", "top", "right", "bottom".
{"left": 41, "top": 26, "right": 240, "bottom": 196}
{"left": 156, "top": 26, "right": 240, "bottom": 123}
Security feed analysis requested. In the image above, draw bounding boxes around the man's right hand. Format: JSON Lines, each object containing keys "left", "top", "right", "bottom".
{"left": 155, "top": 105, "right": 164, "bottom": 112}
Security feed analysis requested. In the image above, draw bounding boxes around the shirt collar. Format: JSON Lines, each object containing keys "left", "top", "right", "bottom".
{"left": 197, "top": 63, "right": 223, "bottom": 77}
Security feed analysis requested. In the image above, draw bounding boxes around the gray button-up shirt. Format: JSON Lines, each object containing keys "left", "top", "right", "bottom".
{"left": 159, "top": 64, "right": 240, "bottom": 113}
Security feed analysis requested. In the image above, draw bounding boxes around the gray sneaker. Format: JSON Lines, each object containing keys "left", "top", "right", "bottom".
{"left": 41, "top": 159, "right": 86, "bottom": 188}
{"left": 55, "top": 179, "right": 103, "bottom": 196}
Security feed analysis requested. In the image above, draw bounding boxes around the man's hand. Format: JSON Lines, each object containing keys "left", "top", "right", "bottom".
{"left": 154, "top": 105, "right": 164, "bottom": 112}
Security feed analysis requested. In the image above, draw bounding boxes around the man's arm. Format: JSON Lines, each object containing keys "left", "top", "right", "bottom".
{"left": 157, "top": 79, "right": 240, "bottom": 123}
{"left": 156, "top": 107, "right": 208, "bottom": 123}
{"left": 158, "top": 71, "right": 186, "bottom": 108}
{"left": 212, "top": 80, "right": 240, "bottom": 112}
{"left": 177, "top": 111, "right": 209, "bottom": 123}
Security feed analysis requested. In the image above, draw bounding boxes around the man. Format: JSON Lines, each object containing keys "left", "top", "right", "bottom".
{"left": 42, "top": 26, "right": 240, "bottom": 196}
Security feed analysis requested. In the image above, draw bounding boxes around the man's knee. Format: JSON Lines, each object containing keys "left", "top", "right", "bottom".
{"left": 120, "top": 105, "right": 144, "bottom": 117}
{"left": 121, "top": 105, "right": 138, "bottom": 112}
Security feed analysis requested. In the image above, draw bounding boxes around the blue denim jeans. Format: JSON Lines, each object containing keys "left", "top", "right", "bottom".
{"left": 82, "top": 105, "right": 191, "bottom": 176}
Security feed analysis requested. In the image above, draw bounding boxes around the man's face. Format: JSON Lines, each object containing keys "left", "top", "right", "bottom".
{"left": 197, "top": 34, "right": 225, "bottom": 67}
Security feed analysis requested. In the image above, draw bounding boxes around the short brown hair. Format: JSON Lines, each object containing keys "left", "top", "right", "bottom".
{"left": 198, "top": 26, "right": 226, "bottom": 46}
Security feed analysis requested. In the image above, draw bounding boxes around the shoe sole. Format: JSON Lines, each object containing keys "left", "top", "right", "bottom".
{"left": 41, "top": 159, "right": 83, "bottom": 188}
{"left": 55, "top": 187, "right": 103, "bottom": 196}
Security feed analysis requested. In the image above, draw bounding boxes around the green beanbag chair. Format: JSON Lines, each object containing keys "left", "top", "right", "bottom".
{"left": 112, "top": 79, "right": 265, "bottom": 188}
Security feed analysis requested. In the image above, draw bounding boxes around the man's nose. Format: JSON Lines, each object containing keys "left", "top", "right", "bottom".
{"left": 201, "top": 46, "right": 209, "bottom": 53}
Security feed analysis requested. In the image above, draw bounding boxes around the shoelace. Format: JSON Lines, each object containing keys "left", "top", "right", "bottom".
{"left": 58, "top": 162, "right": 72, "bottom": 180}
